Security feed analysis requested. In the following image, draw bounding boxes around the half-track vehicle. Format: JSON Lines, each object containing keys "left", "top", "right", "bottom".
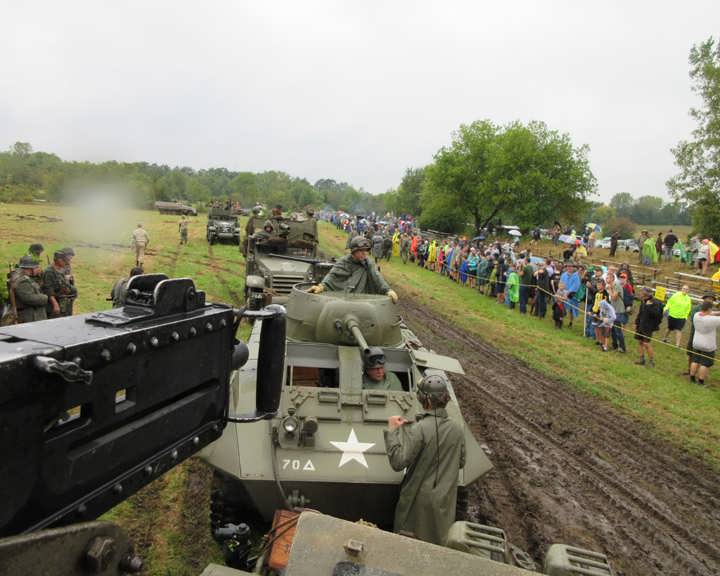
{"left": 243, "top": 215, "right": 330, "bottom": 309}
{"left": 207, "top": 207, "right": 241, "bottom": 245}
{"left": 155, "top": 200, "right": 197, "bottom": 216}
{"left": 0, "top": 275, "right": 614, "bottom": 576}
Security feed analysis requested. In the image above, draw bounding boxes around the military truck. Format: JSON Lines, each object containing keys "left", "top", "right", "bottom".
{"left": 201, "top": 286, "right": 492, "bottom": 527}
{"left": 155, "top": 200, "right": 198, "bottom": 216}
{"left": 243, "top": 215, "right": 330, "bottom": 309}
{"left": 0, "top": 276, "right": 614, "bottom": 576}
{"left": 207, "top": 207, "right": 241, "bottom": 245}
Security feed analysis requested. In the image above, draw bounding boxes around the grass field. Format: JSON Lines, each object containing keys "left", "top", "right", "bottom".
{"left": 3, "top": 202, "right": 718, "bottom": 573}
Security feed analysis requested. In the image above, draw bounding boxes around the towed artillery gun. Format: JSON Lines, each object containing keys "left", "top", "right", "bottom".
{"left": 0, "top": 275, "right": 614, "bottom": 576}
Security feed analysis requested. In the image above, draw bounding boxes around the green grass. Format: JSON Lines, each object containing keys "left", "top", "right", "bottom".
{"left": 319, "top": 222, "right": 720, "bottom": 469}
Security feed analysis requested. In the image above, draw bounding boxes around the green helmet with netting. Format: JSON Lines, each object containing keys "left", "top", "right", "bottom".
{"left": 349, "top": 236, "right": 371, "bottom": 252}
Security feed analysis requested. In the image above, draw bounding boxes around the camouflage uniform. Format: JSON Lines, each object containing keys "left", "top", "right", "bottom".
{"left": 362, "top": 371, "right": 403, "bottom": 391}
{"left": 14, "top": 275, "right": 48, "bottom": 323}
{"left": 179, "top": 218, "right": 189, "bottom": 244}
{"left": 384, "top": 409, "right": 465, "bottom": 545}
{"left": 43, "top": 265, "right": 77, "bottom": 317}
{"left": 320, "top": 254, "right": 390, "bottom": 295}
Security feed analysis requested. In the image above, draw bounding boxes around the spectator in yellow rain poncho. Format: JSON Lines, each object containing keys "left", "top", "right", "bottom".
{"left": 709, "top": 239, "right": 719, "bottom": 266}
{"left": 427, "top": 240, "right": 437, "bottom": 271}
{"left": 392, "top": 231, "right": 400, "bottom": 257}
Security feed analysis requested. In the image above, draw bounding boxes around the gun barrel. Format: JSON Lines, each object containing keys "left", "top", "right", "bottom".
{"left": 346, "top": 318, "right": 369, "bottom": 353}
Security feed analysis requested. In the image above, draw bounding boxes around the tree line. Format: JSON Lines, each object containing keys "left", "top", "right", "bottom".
{"left": 0, "top": 142, "right": 386, "bottom": 214}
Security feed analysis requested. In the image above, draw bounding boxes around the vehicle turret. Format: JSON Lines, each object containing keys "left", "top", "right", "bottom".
{"left": 285, "top": 286, "right": 403, "bottom": 348}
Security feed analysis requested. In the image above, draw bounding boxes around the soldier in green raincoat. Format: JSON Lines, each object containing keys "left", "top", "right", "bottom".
{"left": 384, "top": 373, "right": 465, "bottom": 545}
{"left": 309, "top": 236, "right": 398, "bottom": 303}
{"left": 14, "top": 256, "right": 48, "bottom": 323}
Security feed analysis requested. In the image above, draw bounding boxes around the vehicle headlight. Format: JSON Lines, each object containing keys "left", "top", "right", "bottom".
{"left": 282, "top": 414, "right": 299, "bottom": 434}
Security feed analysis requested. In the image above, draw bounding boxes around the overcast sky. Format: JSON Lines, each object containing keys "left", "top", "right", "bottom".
{"left": 1, "top": 1, "right": 718, "bottom": 201}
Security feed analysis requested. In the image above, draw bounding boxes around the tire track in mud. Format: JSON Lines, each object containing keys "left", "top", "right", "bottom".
{"left": 207, "top": 245, "right": 243, "bottom": 306}
{"left": 398, "top": 297, "right": 720, "bottom": 576}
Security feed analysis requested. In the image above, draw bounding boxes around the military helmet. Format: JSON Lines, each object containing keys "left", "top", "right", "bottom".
{"left": 18, "top": 255, "right": 39, "bottom": 269}
{"left": 61, "top": 247, "right": 75, "bottom": 257}
{"left": 252, "top": 206, "right": 262, "bottom": 215}
{"left": 54, "top": 251, "right": 68, "bottom": 262}
{"left": 349, "top": 236, "right": 371, "bottom": 252}
{"left": 417, "top": 371, "right": 450, "bottom": 407}
{"left": 364, "top": 347, "right": 386, "bottom": 369}
{"left": 28, "top": 243, "right": 44, "bottom": 255}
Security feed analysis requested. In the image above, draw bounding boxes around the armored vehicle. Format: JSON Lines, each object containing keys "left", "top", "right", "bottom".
{"left": 201, "top": 285, "right": 493, "bottom": 529}
{"left": 0, "top": 276, "right": 614, "bottom": 576}
{"left": 207, "top": 207, "right": 241, "bottom": 245}
{"left": 243, "top": 215, "right": 330, "bottom": 308}
{"left": 155, "top": 200, "right": 197, "bottom": 216}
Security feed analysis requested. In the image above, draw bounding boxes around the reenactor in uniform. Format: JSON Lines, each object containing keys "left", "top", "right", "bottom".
{"left": 179, "top": 216, "right": 189, "bottom": 245}
{"left": 384, "top": 372, "right": 466, "bottom": 545}
{"left": 43, "top": 251, "right": 77, "bottom": 317}
{"left": 308, "top": 236, "right": 398, "bottom": 302}
{"left": 111, "top": 266, "right": 144, "bottom": 307}
{"left": 243, "top": 206, "right": 263, "bottom": 256}
{"left": 131, "top": 223, "right": 150, "bottom": 266}
{"left": 60, "top": 247, "right": 77, "bottom": 315}
{"left": 400, "top": 233, "right": 411, "bottom": 264}
{"left": 362, "top": 347, "right": 403, "bottom": 391}
{"left": 14, "top": 256, "right": 48, "bottom": 323}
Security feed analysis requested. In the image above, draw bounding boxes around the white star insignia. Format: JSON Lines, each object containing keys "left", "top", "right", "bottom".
{"left": 330, "top": 428, "right": 375, "bottom": 468}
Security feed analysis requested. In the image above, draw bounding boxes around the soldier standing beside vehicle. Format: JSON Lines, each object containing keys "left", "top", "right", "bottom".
{"left": 384, "top": 372, "right": 465, "bottom": 545}
{"left": 43, "top": 251, "right": 77, "bottom": 317}
{"left": 179, "top": 216, "right": 189, "bottom": 245}
{"left": 14, "top": 256, "right": 48, "bottom": 323}
{"left": 308, "top": 236, "right": 398, "bottom": 303}
{"left": 132, "top": 223, "right": 150, "bottom": 266}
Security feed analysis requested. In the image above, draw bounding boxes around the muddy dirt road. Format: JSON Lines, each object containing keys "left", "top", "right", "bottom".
{"left": 399, "top": 298, "right": 720, "bottom": 576}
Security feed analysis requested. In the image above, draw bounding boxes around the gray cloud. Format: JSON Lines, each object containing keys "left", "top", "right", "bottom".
{"left": 1, "top": 0, "right": 718, "bottom": 201}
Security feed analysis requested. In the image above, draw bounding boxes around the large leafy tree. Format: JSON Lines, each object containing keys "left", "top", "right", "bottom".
{"left": 421, "top": 120, "right": 595, "bottom": 233}
{"left": 668, "top": 37, "right": 720, "bottom": 236}
{"left": 609, "top": 192, "right": 635, "bottom": 218}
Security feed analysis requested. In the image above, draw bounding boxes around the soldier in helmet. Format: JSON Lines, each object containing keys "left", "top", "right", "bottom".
{"left": 384, "top": 371, "right": 465, "bottom": 545}
{"left": 308, "top": 236, "right": 398, "bottom": 302}
{"left": 362, "top": 347, "right": 403, "bottom": 391}
{"left": 43, "top": 251, "right": 77, "bottom": 317}
{"left": 13, "top": 256, "right": 48, "bottom": 323}
{"left": 60, "top": 247, "right": 77, "bottom": 315}
{"left": 178, "top": 215, "right": 189, "bottom": 245}
{"left": 243, "top": 206, "right": 264, "bottom": 256}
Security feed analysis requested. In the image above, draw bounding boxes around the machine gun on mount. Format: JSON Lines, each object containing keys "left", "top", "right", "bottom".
{"left": 0, "top": 275, "right": 615, "bottom": 576}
